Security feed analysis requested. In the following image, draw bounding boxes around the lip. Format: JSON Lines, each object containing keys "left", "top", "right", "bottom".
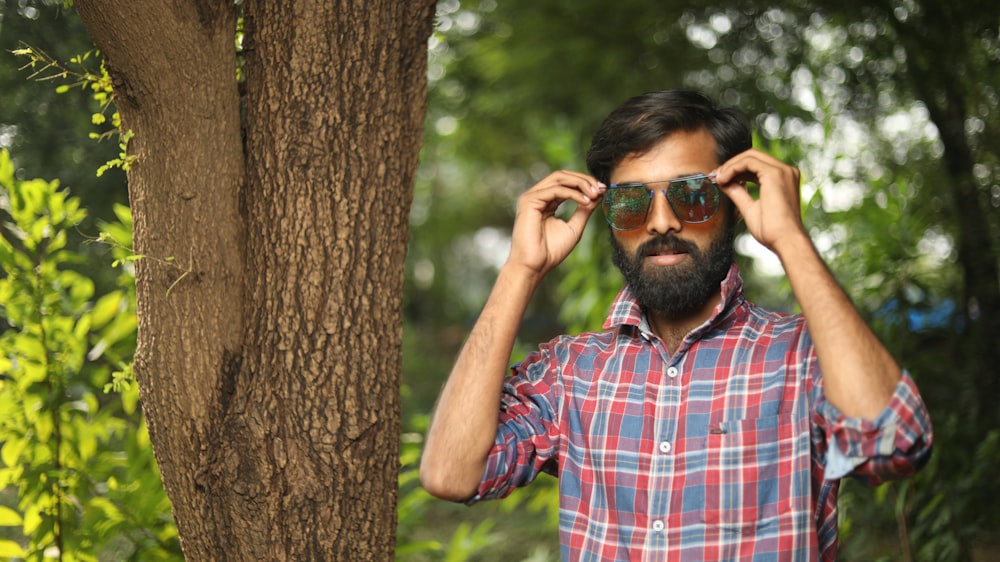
{"left": 635, "top": 236, "right": 696, "bottom": 267}
{"left": 645, "top": 251, "right": 689, "bottom": 267}
{"left": 643, "top": 244, "right": 690, "bottom": 266}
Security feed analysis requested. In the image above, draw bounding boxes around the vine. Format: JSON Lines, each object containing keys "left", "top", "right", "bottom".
{"left": 13, "top": 44, "right": 136, "bottom": 176}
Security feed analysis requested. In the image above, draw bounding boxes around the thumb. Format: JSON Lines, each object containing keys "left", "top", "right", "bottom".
{"left": 565, "top": 199, "right": 600, "bottom": 240}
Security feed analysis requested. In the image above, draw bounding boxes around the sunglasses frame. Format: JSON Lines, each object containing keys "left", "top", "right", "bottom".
{"left": 602, "top": 173, "right": 721, "bottom": 231}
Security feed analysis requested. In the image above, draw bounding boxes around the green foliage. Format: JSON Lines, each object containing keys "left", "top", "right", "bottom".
{"left": 396, "top": 413, "right": 500, "bottom": 561}
{"left": 0, "top": 1, "right": 126, "bottom": 223}
{"left": 555, "top": 220, "right": 621, "bottom": 333}
{"left": 396, "top": 414, "right": 561, "bottom": 562}
{"left": 94, "top": 129, "right": 134, "bottom": 178}
{"left": 413, "top": 2, "right": 999, "bottom": 560}
{"left": 12, "top": 44, "right": 134, "bottom": 177}
{"left": 3, "top": 1, "right": 996, "bottom": 560}
{"left": 0, "top": 149, "right": 180, "bottom": 560}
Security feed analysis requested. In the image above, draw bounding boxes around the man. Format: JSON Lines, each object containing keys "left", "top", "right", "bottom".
{"left": 420, "top": 90, "right": 932, "bottom": 560}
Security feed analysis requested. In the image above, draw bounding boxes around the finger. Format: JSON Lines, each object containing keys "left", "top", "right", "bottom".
{"left": 527, "top": 170, "right": 605, "bottom": 198}
{"left": 551, "top": 169, "right": 604, "bottom": 188}
{"left": 521, "top": 181, "right": 602, "bottom": 213}
{"left": 564, "top": 197, "right": 601, "bottom": 237}
{"left": 717, "top": 181, "right": 755, "bottom": 216}
{"left": 714, "top": 149, "right": 795, "bottom": 185}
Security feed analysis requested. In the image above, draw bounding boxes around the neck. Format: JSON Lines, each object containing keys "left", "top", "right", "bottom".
{"left": 646, "top": 292, "right": 721, "bottom": 353}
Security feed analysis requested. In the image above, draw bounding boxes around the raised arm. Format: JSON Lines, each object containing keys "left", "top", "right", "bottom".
{"left": 419, "top": 171, "right": 604, "bottom": 501}
{"left": 715, "top": 151, "right": 900, "bottom": 420}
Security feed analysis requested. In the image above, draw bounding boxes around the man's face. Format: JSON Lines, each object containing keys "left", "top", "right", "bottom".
{"left": 608, "top": 128, "right": 736, "bottom": 317}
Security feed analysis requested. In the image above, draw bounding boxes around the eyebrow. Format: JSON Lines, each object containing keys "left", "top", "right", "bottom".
{"left": 610, "top": 172, "right": 709, "bottom": 185}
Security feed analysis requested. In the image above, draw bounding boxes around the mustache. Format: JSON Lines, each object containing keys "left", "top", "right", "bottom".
{"left": 636, "top": 235, "right": 699, "bottom": 257}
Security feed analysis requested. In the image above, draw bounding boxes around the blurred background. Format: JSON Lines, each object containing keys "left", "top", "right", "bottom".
{"left": 2, "top": 0, "right": 998, "bottom": 560}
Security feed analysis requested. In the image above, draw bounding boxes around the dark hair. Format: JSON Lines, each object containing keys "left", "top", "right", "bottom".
{"left": 585, "top": 90, "right": 751, "bottom": 184}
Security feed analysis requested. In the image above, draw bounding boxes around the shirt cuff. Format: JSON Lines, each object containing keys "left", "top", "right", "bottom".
{"left": 825, "top": 438, "right": 866, "bottom": 480}
{"left": 819, "top": 371, "right": 931, "bottom": 481}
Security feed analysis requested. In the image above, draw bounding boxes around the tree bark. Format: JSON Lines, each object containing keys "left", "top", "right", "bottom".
{"left": 74, "top": 0, "right": 246, "bottom": 555}
{"left": 75, "top": 0, "right": 436, "bottom": 559}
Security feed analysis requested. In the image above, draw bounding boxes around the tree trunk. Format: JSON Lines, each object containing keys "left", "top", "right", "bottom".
{"left": 74, "top": 1, "right": 436, "bottom": 559}
{"left": 886, "top": 3, "right": 1000, "bottom": 431}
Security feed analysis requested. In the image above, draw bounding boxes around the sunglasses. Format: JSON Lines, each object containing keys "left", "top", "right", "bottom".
{"left": 602, "top": 173, "right": 721, "bottom": 231}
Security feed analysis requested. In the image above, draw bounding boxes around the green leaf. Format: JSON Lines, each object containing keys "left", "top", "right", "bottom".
{"left": 0, "top": 506, "right": 23, "bottom": 526}
{"left": 396, "top": 540, "right": 443, "bottom": 556}
{"left": 13, "top": 334, "right": 46, "bottom": 362}
{"left": 111, "top": 202, "right": 133, "bottom": 227}
{"left": 22, "top": 504, "right": 41, "bottom": 535}
{"left": 120, "top": 377, "right": 139, "bottom": 415}
{"left": 34, "top": 412, "right": 53, "bottom": 443}
{"left": 0, "top": 149, "right": 14, "bottom": 188}
{"left": 0, "top": 439, "right": 25, "bottom": 468}
{"left": 73, "top": 314, "right": 92, "bottom": 342}
{"left": 0, "top": 539, "right": 25, "bottom": 558}
{"left": 89, "top": 292, "right": 124, "bottom": 330}
{"left": 78, "top": 426, "right": 97, "bottom": 461}
{"left": 16, "top": 368, "right": 46, "bottom": 396}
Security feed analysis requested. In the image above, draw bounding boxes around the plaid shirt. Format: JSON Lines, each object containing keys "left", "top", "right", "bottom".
{"left": 471, "top": 265, "right": 932, "bottom": 561}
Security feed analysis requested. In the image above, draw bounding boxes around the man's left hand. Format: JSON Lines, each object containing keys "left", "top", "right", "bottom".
{"left": 713, "top": 149, "right": 807, "bottom": 257}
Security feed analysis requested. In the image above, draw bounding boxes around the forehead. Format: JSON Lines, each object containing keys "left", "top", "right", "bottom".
{"left": 610, "top": 128, "right": 719, "bottom": 183}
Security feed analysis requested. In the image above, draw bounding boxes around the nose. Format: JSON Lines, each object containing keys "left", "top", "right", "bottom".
{"left": 644, "top": 189, "right": 682, "bottom": 235}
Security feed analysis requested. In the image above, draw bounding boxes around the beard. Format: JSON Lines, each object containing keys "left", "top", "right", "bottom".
{"left": 611, "top": 225, "right": 735, "bottom": 318}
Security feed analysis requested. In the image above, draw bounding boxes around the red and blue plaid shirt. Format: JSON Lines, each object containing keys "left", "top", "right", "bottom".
{"left": 471, "top": 265, "right": 933, "bottom": 561}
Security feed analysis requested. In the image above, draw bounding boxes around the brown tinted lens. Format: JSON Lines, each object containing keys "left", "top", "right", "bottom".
{"left": 603, "top": 185, "right": 650, "bottom": 230}
{"left": 666, "top": 177, "right": 720, "bottom": 223}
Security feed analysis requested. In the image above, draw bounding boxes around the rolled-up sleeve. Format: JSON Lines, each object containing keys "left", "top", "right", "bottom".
{"left": 815, "top": 371, "right": 933, "bottom": 483}
{"left": 468, "top": 350, "right": 562, "bottom": 503}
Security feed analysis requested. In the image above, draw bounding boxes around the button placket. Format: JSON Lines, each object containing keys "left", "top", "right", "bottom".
{"left": 650, "top": 358, "right": 680, "bottom": 546}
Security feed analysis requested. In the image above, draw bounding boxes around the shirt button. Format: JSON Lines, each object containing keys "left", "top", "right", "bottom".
{"left": 652, "top": 520, "right": 665, "bottom": 532}
{"left": 667, "top": 366, "right": 679, "bottom": 378}
{"left": 658, "top": 441, "right": 672, "bottom": 454}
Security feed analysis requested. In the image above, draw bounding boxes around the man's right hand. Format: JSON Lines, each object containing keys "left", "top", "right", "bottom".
{"left": 506, "top": 170, "right": 605, "bottom": 281}
{"left": 420, "top": 170, "right": 603, "bottom": 501}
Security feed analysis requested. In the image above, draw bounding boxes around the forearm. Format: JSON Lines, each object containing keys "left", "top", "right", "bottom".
{"left": 715, "top": 150, "right": 902, "bottom": 419}
{"left": 420, "top": 170, "right": 600, "bottom": 500}
{"left": 419, "top": 264, "right": 540, "bottom": 501}
{"left": 776, "top": 234, "right": 901, "bottom": 420}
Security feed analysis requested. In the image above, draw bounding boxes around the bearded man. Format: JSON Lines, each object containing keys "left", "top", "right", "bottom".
{"left": 420, "top": 89, "right": 933, "bottom": 561}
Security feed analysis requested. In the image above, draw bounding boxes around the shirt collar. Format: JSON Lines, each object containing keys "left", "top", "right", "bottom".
{"left": 603, "top": 263, "right": 745, "bottom": 336}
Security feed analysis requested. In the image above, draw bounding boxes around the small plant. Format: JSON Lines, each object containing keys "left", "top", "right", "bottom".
{"left": 0, "top": 149, "right": 180, "bottom": 560}
{"left": 13, "top": 45, "right": 136, "bottom": 176}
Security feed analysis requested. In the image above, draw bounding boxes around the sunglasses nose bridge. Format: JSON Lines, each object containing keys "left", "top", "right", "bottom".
{"left": 645, "top": 187, "right": 683, "bottom": 233}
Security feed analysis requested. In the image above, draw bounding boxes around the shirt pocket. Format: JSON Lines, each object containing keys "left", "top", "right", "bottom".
{"left": 700, "top": 415, "right": 802, "bottom": 534}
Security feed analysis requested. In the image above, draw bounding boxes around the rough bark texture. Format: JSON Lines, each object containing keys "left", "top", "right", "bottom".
{"left": 75, "top": 0, "right": 436, "bottom": 559}
{"left": 74, "top": 0, "right": 246, "bottom": 553}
